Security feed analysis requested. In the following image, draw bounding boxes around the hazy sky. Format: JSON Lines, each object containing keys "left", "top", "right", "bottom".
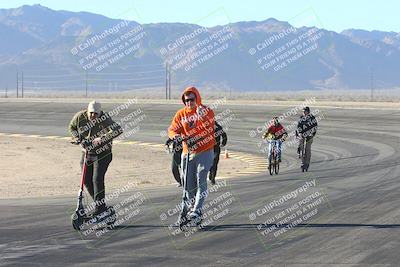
{"left": 0, "top": 0, "right": 397, "bottom": 33}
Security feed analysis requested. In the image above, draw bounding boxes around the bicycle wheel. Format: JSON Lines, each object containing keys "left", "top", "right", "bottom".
{"left": 269, "top": 145, "right": 275, "bottom": 176}
{"left": 269, "top": 159, "right": 274, "bottom": 175}
{"left": 274, "top": 161, "right": 280, "bottom": 174}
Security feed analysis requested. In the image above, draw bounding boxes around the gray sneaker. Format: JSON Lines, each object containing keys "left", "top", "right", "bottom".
{"left": 188, "top": 211, "right": 202, "bottom": 225}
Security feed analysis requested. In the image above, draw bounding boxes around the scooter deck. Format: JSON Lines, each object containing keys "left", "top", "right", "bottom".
{"left": 179, "top": 216, "right": 202, "bottom": 231}
{"left": 72, "top": 207, "right": 116, "bottom": 231}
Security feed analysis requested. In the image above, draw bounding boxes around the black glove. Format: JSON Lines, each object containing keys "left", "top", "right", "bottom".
{"left": 186, "top": 137, "right": 197, "bottom": 149}
{"left": 70, "top": 138, "right": 92, "bottom": 152}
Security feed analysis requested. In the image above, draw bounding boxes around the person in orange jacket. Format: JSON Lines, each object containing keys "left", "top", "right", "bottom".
{"left": 168, "top": 86, "right": 215, "bottom": 225}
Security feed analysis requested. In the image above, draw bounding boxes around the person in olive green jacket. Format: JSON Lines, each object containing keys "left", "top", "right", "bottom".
{"left": 69, "top": 101, "right": 123, "bottom": 215}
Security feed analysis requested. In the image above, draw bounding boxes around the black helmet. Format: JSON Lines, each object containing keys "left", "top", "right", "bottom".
{"left": 303, "top": 107, "right": 310, "bottom": 112}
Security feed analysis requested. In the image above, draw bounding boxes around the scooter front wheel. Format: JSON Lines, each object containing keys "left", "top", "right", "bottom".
{"left": 71, "top": 211, "right": 84, "bottom": 231}
{"left": 106, "top": 206, "right": 117, "bottom": 227}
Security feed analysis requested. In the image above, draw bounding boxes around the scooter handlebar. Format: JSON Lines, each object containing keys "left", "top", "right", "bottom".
{"left": 70, "top": 138, "right": 92, "bottom": 150}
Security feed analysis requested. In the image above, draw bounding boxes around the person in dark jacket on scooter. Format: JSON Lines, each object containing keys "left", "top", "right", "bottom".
{"left": 209, "top": 121, "right": 227, "bottom": 185}
{"left": 69, "top": 101, "right": 123, "bottom": 217}
{"left": 165, "top": 137, "right": 183, "bottom": 186}
{"left": 296, "top": 106, "right": 318, "bottom": 171}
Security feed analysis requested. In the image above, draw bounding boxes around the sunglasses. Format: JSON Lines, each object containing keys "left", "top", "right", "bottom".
{"left": 184, "top": 98, "right": 195, "bottom": 103}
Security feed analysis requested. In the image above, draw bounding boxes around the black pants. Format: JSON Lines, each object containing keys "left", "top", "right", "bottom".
{"left": 171, "top": 152, "right": 182, "bottom": 185}
{"left": 80, "top": 152, "right": 112, "bottom": 212}
{"left": 209, "top": 148, "right": 221, "bottom": 180}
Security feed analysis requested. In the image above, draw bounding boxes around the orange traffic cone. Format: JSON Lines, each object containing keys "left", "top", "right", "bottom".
{"left": 224, "top": 148, "right": 229, "bottom": 159}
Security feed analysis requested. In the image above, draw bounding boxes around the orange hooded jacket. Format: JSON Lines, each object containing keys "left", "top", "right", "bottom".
{"left": 168, "top": 86, "right": 215, "bottom": 154}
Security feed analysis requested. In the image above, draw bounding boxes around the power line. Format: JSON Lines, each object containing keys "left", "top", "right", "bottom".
{"left": 89, "top": 69, "right": 165, "bottom": 75}
{"left": 23, "top": 82, "right": 165, "bottom": 90}
{"left": 24, "top": 69, "right": 165, "bottom": 78}
{"left": 24, "top": 74, "right": 85, "bottom": 79}
{"left": 84, "top": 76, "right": 165, "bottom": 82}
{"left": 14, "top": 63, "right": 164, "bottom": 72}
{"left": 22, "top": 76, "right": 165, "bottom": 86}
{"left": 12, "top": 66, "right": 167, "bottom": 96}
{"left": 23, "top": 80, "right": 86, "bottom": 84}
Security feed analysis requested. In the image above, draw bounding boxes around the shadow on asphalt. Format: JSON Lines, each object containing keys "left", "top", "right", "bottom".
{"left": 111, "top": 223, "right": 400, "bottom": 231}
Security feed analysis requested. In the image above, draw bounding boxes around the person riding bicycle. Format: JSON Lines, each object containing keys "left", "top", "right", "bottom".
{"left": 262, "top": 117, "right": 288, "bottom": 165}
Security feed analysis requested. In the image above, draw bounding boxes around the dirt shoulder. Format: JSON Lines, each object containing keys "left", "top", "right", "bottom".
{"left": 0, "top": 136, "right": 248, "bottom": 199}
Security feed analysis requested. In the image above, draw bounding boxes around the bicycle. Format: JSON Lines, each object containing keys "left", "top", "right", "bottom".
{"left": 267, "top": 139, "right": 281, "bottom": 175}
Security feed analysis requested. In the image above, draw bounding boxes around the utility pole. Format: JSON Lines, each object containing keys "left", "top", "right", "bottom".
{"left": 85, "top": 70, "right": 88, "bottom": 98}
{"left": 370, "top": 66, "right": 374, "bottom": 102}
{"left": 165, "top": 62, "right": 168, "bottom": 100}
{"left": 168, "top": 64, "right": 171, "bottom": 100}
{"left": 16, "top": 71, "right": 19, "bottom": 98}
{"left": 5, "top": 86, "right": 7, "bottom": 98}
{"left": 21, "top": 71, "right": 24, "bottom": 98}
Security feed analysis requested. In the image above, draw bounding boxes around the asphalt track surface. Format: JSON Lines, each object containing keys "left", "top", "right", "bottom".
{"left": 1, "top": 100, "right": 400, "bottom": 266}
